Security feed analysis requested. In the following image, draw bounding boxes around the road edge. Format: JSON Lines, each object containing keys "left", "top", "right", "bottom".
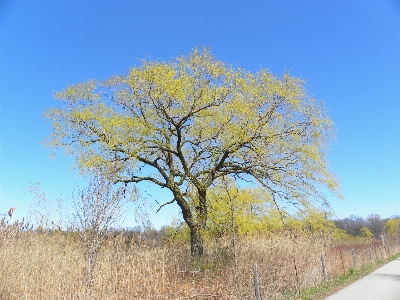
{"left": 284, "top": 250, "right": 400, "bottom": 300}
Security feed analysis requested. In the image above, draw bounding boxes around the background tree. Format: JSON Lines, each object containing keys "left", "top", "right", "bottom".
{"left": 366, "top": 214, "right": 385, "bottom": 238}
{"left": 336, "top": 215, "right": 365, "bottom": 237}
{"left": 385, "top": 217, "right": 400, "bottom": 241}
{"left": 206, "top": 180, "right": 274, "bottom": 237}
{"left": 295, "top": 209, "right": 340, "bottom": 235}
{"left": 45, "top": 47, "right": 341, "bottom": 256}
{"left": 334, "top": 214, "right": 388, "bottom": 239}
{"left": 360, "top": 226, "right": 374, "bottom": 239}
{"left": 207, "top": 182, "right": 342, "bottom": 236}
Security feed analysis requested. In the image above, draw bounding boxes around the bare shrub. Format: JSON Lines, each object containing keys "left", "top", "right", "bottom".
{"left": 72, "top": 173, "right": 128, "bottom": 300}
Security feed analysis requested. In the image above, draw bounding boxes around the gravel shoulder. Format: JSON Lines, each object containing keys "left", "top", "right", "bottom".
{"left": 324, "top": 257, "right": 400, "bottom": 300}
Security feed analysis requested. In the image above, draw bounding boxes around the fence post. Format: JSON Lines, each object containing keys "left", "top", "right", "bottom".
{"left": 253, "top": 263, "right": 261, "bottom": 300}
{"left": 293, "top": 257, "right": 300, "bottom": 293}
{"left": 321, "top": 253, "right": 327, "bottom": 280}
{"left": 369, "top": 248, "right": 372, "bottom": 263}
{"left": 351, "top": 249, "right": 356, "bottom": 268}
{"left": 380, "top": 246, "right": 384, "bottom": 260}
{"left": 339, "top": 250, "right": 345, "bottom": 275}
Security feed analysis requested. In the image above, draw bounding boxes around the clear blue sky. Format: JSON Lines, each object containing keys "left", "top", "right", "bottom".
{"left": 1, "top": 1, "right": 399, "bottom": 229}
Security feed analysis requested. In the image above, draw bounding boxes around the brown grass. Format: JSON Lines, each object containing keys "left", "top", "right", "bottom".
{"left": 0, "top": 221, "right": 398, "bottom": 300}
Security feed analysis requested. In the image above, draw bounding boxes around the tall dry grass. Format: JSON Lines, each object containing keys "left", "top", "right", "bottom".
{"left": 0, "top": 221, "right": 398, "bottom": 300}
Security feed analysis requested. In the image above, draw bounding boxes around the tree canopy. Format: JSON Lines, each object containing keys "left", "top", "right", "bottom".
{"left": 45, "top": 47, "right": 341, "bottom": 255}
{"left": 385, "top": 218, "right": 400, "bottom": 239}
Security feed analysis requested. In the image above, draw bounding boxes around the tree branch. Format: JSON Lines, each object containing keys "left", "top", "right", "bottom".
{"left": 156, "top": 198, "right": 176, "bottom": 213}
{"left": 117, "top": 176, "right": 168, "bottom": 188}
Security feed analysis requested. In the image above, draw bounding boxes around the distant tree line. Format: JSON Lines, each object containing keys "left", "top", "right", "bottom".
{"left": 333, "top": 214, "right": 400, "bottom": 238}
{"left": 117, "top": 213, "right": 400, "bottom": 243}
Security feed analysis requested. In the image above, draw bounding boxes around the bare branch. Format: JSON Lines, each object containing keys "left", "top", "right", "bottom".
{"left": 156, "top": 198, "right": 176, "bottom": 213}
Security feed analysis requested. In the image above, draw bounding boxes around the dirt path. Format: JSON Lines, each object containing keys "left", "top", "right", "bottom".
{"left": 324, "top": 257, "right": 400, "bottom": 300}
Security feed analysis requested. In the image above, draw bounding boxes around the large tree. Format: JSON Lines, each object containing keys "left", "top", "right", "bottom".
{"left": 45, "top": 48, "right": 341, "bottom": 255}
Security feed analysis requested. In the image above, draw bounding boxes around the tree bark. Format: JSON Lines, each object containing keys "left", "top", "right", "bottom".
{"left": 187, "top": 187, "right": 208, "bottom": 256}
{"left": 190, "top": 224, "right": 204, "bottom": 256}
{"left": 197, "top": 188, "right": 208, "bottom": 230}
{"left": 174, "top": 190, "right": 205, "bottom": 256}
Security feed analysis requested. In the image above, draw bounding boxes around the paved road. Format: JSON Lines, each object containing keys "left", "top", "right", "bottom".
{"left": 325, "top": 258, "right": 400, "bottom": 300}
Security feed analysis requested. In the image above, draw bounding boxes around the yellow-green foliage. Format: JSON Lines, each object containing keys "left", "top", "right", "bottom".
{"left": 167, "top": 181, "right": 343, "bottom": 240}
{"left": 206, "top": 182, "right": 273, "bottom": 236}
{"left": 163, "top": 218, "right": 191, "bottom": 242}
{"left": 45, "top": 47, "right": 341, "bottom": 205}
{"left": 45, "top": 47, "right": 342, "bottom": 254}
{"left": 385, "top": 218, "right": 400, "bottom": 239}
{"left": 296, "top": 210, "right": 339, "bottom": 234}
{"left": 360, "top": 226, "right": 374, "bottom": 238}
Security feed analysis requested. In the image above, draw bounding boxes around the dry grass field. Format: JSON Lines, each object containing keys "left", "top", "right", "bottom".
{"left": 0, "top": 220, "right": 398, "bottom": 300}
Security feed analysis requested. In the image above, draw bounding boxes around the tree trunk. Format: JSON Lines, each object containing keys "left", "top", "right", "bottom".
{"left": 174, "top": 191, "right": 205, "bottom": 256}
{"left": 189, "top": 223, "right": 204, "bottom": 256}
{"left": 197, "top": 188, "right": 208, "bottom": 230}
{"left": 188, "top": 187, "right": 207, "bottom": 256}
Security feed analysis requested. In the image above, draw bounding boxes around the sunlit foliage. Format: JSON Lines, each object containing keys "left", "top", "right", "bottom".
{"left": 166, "top": 181, "right": 344, "bottom": 240}
{"left": 385, "top": 218, "right": 400, "bottom": 239}
{"left": 360, "top": 226, "right": 374, "bottom": 239}
{"left": 45, "top": 47, "right": 341, "bottom": 255}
